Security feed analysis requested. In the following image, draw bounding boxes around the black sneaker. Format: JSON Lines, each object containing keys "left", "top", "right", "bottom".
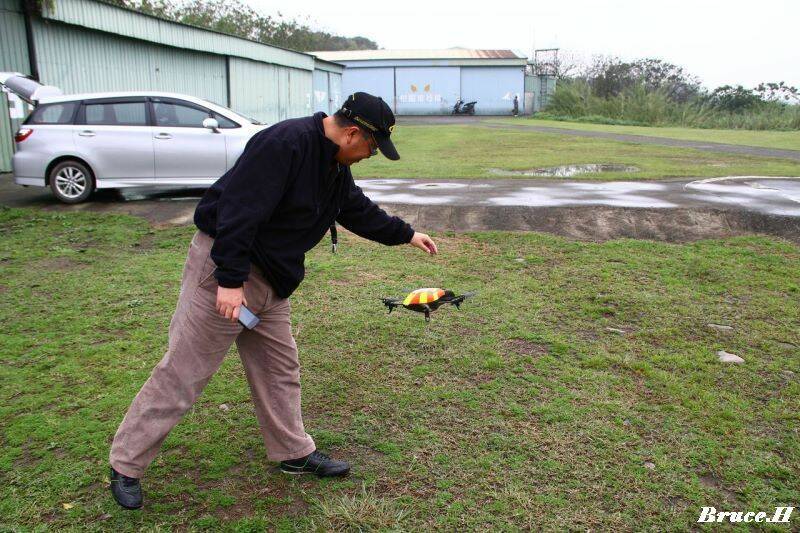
{"left": 279, "top": 450, "right": 350, "bottom": 477}
{"left": 110, "top": 467, "right": 143, "bottom": 509}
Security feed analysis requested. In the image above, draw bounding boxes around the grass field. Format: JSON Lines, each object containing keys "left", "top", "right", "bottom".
{"left": 487, "top": 118, "right": 800, "bottom": 152}
{"left": 1, "top": 207, "right": 798, "bottom": 530}
{"left": 356, "top": 125, "right": 800, "bottom": 180}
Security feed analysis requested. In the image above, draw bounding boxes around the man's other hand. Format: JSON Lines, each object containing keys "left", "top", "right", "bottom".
{"left": 409, "top": 232, "right": 438, "bottom": 255}
{"left": 216, "top": 285, "right": 248, "bottom": 322}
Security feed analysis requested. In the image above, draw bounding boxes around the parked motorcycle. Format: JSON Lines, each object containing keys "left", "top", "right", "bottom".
{"left": 451, "top": 99, "right": 477, "bottom": 115}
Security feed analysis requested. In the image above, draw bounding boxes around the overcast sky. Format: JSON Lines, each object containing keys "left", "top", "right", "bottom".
{"left": 247, "top": 0, "right": 799, "bottom": 90}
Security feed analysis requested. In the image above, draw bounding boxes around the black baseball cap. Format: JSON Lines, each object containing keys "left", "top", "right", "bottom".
{"left": 338, "top": 92, "right": 399, "bottom": 160}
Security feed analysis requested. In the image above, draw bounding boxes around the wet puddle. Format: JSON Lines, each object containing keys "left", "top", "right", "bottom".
{"left": 488, "top": 164, "right": 639, "bottom": 177}
{"left": 118, "top": 188, "right": 206, "bottom": 202}
{"left": 409, "top": 183, "right": 469, "bottom": 190}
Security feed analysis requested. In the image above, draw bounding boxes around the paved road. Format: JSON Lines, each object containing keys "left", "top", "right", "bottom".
{"left": 397, "top": 116, "right": 800, "bottom": 161}
{"left": 0, "top": 174, "right": 206, "bottom": 226}
{"left": 355, "top": 176, "right": 800, "bottom": 216}
{"left": 3, "top": 173, "right": 799, "bottom": 243}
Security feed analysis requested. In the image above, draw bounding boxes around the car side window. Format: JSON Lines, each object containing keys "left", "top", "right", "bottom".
{"left": 27, "top": 102, "right": 78, "bottom": 124}
{"left": 153, "top": 101, "right": 239, "bottom": 129}
{"left": 84, "top": 102, "right": 147, "bottom": 126}
{"left": 212, "top": 113, "right": 239, "bottom": 129}
{"left": 153, "top": 102, "right": 208, "bottom": 128}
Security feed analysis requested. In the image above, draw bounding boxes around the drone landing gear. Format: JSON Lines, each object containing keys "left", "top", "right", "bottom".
{"left": 382, "top": 299, "right": 401, "bottom": 314}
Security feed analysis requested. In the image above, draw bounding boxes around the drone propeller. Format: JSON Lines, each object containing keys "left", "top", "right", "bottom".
{"left": 450, "top": 291, "right": 477, "bottom": 309}
{"left": 380, "top": 298, "right": 402, "bottom": 313}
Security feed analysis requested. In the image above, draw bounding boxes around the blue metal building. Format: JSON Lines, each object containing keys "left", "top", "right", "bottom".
{"left": 313, "top": 49, "right": 528, "bottom": 116}
{"left": 0, "top": 0, "right": 344, "bottom": 172}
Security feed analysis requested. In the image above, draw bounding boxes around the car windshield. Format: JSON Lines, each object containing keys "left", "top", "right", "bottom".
{"left": 203, "top": 98, "right": 264, "bottom": 125}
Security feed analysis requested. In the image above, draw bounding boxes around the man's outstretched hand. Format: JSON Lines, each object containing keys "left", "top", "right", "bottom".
{"left": 409, "top": 232, "right": 438, "bottom": 255}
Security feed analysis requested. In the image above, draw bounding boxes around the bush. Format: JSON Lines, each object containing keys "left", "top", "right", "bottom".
{"left": 534, "top": 113, "right": 650, "bottom": 127}
{"left": 703, "top": 85, "right": 762, "bottom": 112}
{"left": 542, "top": 80, "right": 800, "bottom": 130}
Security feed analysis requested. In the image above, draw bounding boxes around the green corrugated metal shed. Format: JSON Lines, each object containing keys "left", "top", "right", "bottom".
{"left": 0, "top": 93, "right": 12, "bottom": 173}
{"left": 40, "top": 0, "right": 315, "bottom": 71}
{"left": 229, "top": 57, "right": 313, "bottom": 124}
{"left": 0, "top": 0, "right": 344, "bottom": 172}
{"left": 32, "top": 19, "right": 229, "bottom": 104}
{"left": 0, "top": 0, "right": 31, "bottom": 172}
{"left": 524, "top": 74, "right": 557, "bottom": 113}
{"left": 0, "top": 0, "right": 30, "bottom": 73}
{"left": 312, "top": 58, "right": 345, "bottom": 115}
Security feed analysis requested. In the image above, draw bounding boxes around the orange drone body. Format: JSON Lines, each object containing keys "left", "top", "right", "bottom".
{"left": 402, "top": 288, "right": 446, "bottom": 306}
{"left": 382, "top": 288, "right": 474, "bottom": 322}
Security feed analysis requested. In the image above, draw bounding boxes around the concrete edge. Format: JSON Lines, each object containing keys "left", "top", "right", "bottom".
{"left": 381, "top": 203, "right": 800, "bottom": 244}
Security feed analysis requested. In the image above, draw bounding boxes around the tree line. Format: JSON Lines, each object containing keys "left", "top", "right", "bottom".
{"left": 534, "top": 55, "right": 799, "bottom": 129}
{"left": 99, "top": 0, "right": 378, "bottom": 52}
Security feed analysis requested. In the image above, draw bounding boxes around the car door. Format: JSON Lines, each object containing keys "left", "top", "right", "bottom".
{"left": 73, "top": 97, "right": 154, "bottom": 184}
{"left": 150, "top": 97, "right": 227, "bottom": 185}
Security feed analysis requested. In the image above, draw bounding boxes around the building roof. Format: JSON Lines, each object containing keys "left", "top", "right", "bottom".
{"left": 313, "top": 48, "right": 526, "bottom": 61}
{"left": 41, "top": 0, "right": 330, "bottom": 72}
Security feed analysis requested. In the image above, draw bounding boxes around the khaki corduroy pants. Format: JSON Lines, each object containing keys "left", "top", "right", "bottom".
{"left": 109, "top": 230, "right": 315, "bottom": 478}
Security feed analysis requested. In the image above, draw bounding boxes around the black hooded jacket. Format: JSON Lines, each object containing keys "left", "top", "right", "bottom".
{"left": 194, "top": 112, "right": 415, "bottom": 298}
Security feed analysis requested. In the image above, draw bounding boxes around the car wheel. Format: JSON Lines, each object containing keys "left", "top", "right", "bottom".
{"left": 49, "top": 160, "right": 94, "bottom": 204}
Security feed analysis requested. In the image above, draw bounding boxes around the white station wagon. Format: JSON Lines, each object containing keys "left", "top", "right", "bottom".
{"left": 1, "top": 72, "right": 268, "bottom": 203}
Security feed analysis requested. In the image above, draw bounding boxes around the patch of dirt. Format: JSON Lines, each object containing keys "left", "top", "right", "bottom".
{"left": 609, "top": 363, "right": 668, "bottom": 406}
{"left": 452, "top": 325, "right": 480, "bottom": 337}
{"left": 468, "top": 372, "right": 496, "bottom": 385}
{"left": 158, "top": 459, "right": 308, "bottom": 522}
{"left": 3, "top": 389, "right": 26, "bottom": 402}
{"left": 505, "top": 339, "right": 549, "bottom": 356}
{"left": 772, "top": 339, "right": 797, "bottom": 350}
{"left": 208, "top": 488, "right": 273, "bottom": 523}
{"left": 10, "top": 438, "right": 75, "bottom": 471}
{"left": 664, "top": 495, "right": 690, "bottom": 511}
{"left": 132, "top": 232, "right": 156, "bottom": 252}
{"left": 83, "top": 481, "right": 104, "bottom": 494}
{"left": 330, "top": 447, "right": 387, "bottom": 486}
{"left": 163, "top": 444, "right": 189, "bottom": 457}
{"left": 51, "top": 447, "right": 67, "bottom": 459}
{"left": 12, "top": 446, "right": 39, "bottom": 469}
{"left": 302, "top": 405, "right": 353, "bottom": 433}
{"left": 698, "top": 473, "right": 742, "bottom": 504}
{"left": 226, "top": 462, "right": 246, "bottom": 476}
{"left": 32, "top": 257, "right": 83, "bottom": 271}
{"left": 89, "top": 328, "right": 128, "bottom": 345}
{"left": 213, "top": 501, "right": 255, "bottom": 522}
{"left": 267, "top": 493, "right": 310, "bottom": 518}
{"left": 344, "top": 270, "right": 389, "bottom": 283}
{"left": 577, "top": 329, "right": 601, "bottom": 341}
